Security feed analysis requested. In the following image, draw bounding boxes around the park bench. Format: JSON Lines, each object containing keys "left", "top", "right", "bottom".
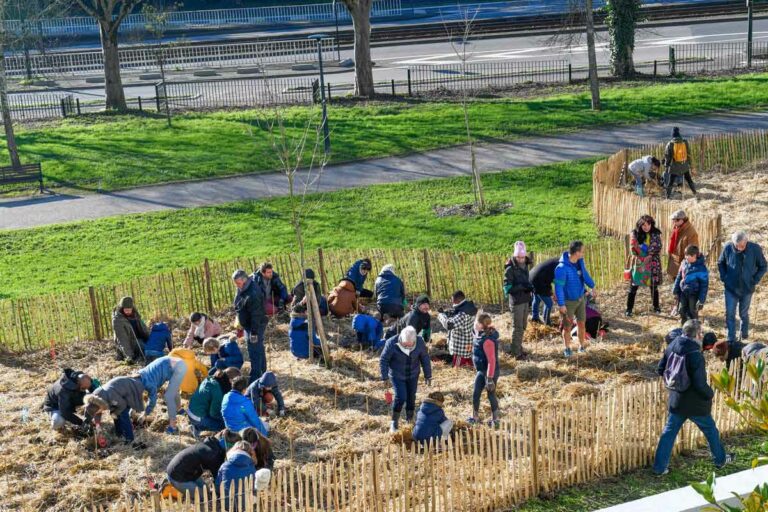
{"left": 0, "top": 163, "right": 43, "bottom": 192}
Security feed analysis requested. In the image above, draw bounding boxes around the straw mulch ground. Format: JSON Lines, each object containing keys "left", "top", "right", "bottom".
{"left": 1, "top": 166, "right": 766, "bottom": 511}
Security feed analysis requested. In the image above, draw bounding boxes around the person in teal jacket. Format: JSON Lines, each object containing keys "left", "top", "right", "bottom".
{"left": 554, "top": 241, "right": 597, "bottom": 357}
{"left": 188, "top": 368, "right": 240, "bottom": 439}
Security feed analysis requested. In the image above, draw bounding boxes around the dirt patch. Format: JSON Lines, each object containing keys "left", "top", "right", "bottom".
{"left": 433, "top": 202, "right": 513, "bottom": 218}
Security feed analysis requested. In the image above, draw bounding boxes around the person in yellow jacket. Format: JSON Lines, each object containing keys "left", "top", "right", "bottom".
{"left": 168, "top": 347, "right": 210, "bottom": 395}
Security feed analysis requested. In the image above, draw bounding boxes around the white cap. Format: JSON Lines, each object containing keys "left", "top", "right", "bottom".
{"left": 254, "top": 468, "right": 272, "bottom": 491}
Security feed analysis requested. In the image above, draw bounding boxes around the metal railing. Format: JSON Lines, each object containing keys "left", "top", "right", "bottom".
{"left": 408, "top": 60, "right": 570, "bottom": 94}
{"left": 157, "top": 76, "right": 316, "bottom": 111}
{"left": 0, "top": 92, "right": 74, "bottom": 121}
{"left": 670, "top": 41, "right": 768, "bottom": 74}
{"left": 5, "top": 38, "right": 336, "bottom": 77}
{"left": 4, "top": 0, "right": 402, "bottom": 37}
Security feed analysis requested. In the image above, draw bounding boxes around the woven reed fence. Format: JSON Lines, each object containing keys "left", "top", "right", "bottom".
{"left": 91, "top": 360, "right": 752, "bottom": 512}
{"left": 0, "top": 242, "right": 625, "bottom": 353}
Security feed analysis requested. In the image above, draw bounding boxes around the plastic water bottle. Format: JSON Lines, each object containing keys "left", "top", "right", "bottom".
{"left": 21, "top": 407, "right": 29, "bottom": 424}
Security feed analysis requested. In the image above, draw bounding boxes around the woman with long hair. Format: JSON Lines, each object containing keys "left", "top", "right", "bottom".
{"left": 626, "top": 215, "right": 663, "bottom": 316}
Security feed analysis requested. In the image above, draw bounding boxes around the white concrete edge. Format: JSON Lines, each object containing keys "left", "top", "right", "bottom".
{"left": 593, "top": 465, "right": 768, "bottom": 512}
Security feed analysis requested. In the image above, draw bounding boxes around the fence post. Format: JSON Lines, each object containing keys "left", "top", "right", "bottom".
{"left": 150, "top": 489, "right": 161, "bottom": 512}
{"left": 203, "top": 258, "right": 214, "bottom": 313}
{"left": 653, "top": 60, "right": 657, "bottom": 78}
{"left": 327, "top": 83, "right": 331, "bottom": 103}
{"left": 407, "top": 68, "right": 412, "bottom": 96}
{"left": 568, "top": 63, "right": 572, "bottom": 84}
{"left": 391, "top": 79, "right": 395, "bottom": 96}
{"left": 76, "top": 98, "right": 81, "bottom": 115}
{"left": 88, "top": 286, "right": 103, "bottom": 340}
{"left": 138, "top": 96, "right": 143, "bottom": 111}
{"left": 669, "top": 47, "right": 676, "bottom": 76}
{"left": 530, "top": 409, "right": 540, "bottom": 496}
{"left": 422, "top": 248, "right": 432, "bottom": 297}
{"left": 318, "top": 247, "right": 328, "bottom": 295}
{"left": 155, "top": 83, "right": 162, "bottom": 112}
{"left": 60, "top": 98, "right": 67, "bottom": 118}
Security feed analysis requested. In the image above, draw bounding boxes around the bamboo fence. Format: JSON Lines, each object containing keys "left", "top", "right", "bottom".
{"left": 0, "top": 243, "right": 626, "bottom": 353}
{"left": 93, "top": 360, "right": 752, "bottom": 512}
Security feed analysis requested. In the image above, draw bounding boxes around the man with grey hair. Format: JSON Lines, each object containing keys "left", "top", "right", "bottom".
{"left": 232, "top": 269, "right": 268, "bottom": 384}
{"left": 718, "top": 231, "right": 767, "bottom": 343}
{"left": 653, "top": 320, "right": 733, "bottom": 475}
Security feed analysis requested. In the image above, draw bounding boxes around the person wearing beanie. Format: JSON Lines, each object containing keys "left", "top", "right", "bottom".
{"left": 379, "top": 326, "right": 432, "bottom": 433}
{"left": 246, "top": 371, "right": 286, "bottom": 418}
{"left": 112, "top": 296, "right": 150, "bottom": 364}
{"left": 345, "top": 258, "right": 374, "bottom": 298}
{"left": 667, "top": 210, "right": 699, "bottom": 280}
{"left": 290, "top": 268, "right": 328, "bottom": 316}
{"left": 183, "top": 312, "right": 222, "bottom": 348}
{"left": 413, "top": 391, "right": 453, "bottom": 445}
{"left": 672, "top": 245, "right": 709, "bottom": 325}
{"left": 503, "top": 241, "right": 533, "bottom": 360}
{"left": 374, "top": 264, "right": 407, "bottom": 320}
{"left": 232, "top": 268, "right": 268, "bottom": 386}
{"left": 42, "top": 369, "right": 100, "bottom": 431}
{"left": 663, "top": 126, "right": 696, "bottom": 198}
{"left": 384, "top": 294, "right": 432, "bottom": 344}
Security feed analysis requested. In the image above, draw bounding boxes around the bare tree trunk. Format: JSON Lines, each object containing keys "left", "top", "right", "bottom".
{"left": 348, "top": 1, "right": 375, "bottom": 98}
{"left": 0, "top": 2, "right": 21, "bottom": 170}
{"left": 585, "top": 0, "right": 601, "bottom": 111}
{"left": 100, "top": 23, "right": 128, "bottom": 111}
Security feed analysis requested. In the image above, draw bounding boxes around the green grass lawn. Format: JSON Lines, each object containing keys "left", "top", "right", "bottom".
{"left": 513, "top": 432, "right": 765, "bottom": 512}
{"left": 0, "top": 160, "right": 596, "bottom": 299}
{"left": 11, "top": 73, "right": 768, "bottom": 191}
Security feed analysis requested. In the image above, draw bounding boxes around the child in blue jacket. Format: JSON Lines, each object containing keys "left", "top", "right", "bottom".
{"left": 215, "top": 441, "right": 256, "bottom": 512}
{"left": 352, "top": 313, "right": 384, "bottom": 349}
{"left": 144, "top": 322, "right": 173, "bottom": 363}
{"left": 203, "top": 337, "right": 244, "bottom": 375}
{"left": 673, "top": 245, "right": 710, "bottom": 324}
{"left": 246, "top": 371, "right": 286, "bottom": 418}
{"left": 221, "top": 376, "right": 269, "bottom": 436}
{"left": 412, "top": 391, "right": 453, "bottom": 445}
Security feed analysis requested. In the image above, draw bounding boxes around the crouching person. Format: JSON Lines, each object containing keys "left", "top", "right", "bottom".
{"left": 144, "top": 321, "right": 173, "bottom": 363}
{"left": 222, "top": 376, "right": 269, "bottom": 436}
{"left": 289, "top": 315, "right": 323, "bottom": 360}
{"left": 183, "top": 312, "right": 222, "bottom": 348}
{"left": 352, "top": 312, "right": 384, "bottom": 350}
{"left": 112, "top": 296, "right": 149, "bottom": 364}
{"left": 216, "top": 441, "right": 258, "bottom": 512}
{"left": 203, "top": 337, "right": 244, "bottom": 375}
{"left": 247, "top": 371, "right": 286, "bottom": 418}
{"left": 43, "top": 369, "right": 99, "bottom": 432}
{"left": 413, "top": 391, "right": 453, "bottom": 446}
{"left": 188, "top": 368, "right": 241, "bottom": 439}
{"left": 83, "top": 376, "right": 146, "bottom": 449}
{"left": 165, "top": 429, "right": 229, "bottom": 499}
{"left": 653, "top": 320, "right": 734, "bottom": 475}
{"left": 138, "top": 355, "right": 193, "bottom": 435}
{"left": 380, "top": 326, "right": 432, "bottom": 433}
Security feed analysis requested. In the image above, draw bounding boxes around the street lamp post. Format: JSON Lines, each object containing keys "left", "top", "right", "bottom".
{"left": 309, "top": 34, "right": 331, "bottom": 155}
{"left": 332, "top": 0, "right": 341, "bottom": 61}
{"left": 747, "top": 0, "right": 754, "bottom": 69}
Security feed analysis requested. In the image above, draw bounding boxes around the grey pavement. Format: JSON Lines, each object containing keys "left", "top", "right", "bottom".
{"left": 3, "top": 109, "right": 768, "bottom": 230}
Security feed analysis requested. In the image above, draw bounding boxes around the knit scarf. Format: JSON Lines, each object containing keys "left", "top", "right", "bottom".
{"left": 668, "top": 226, "right": 681, "bottom": 255}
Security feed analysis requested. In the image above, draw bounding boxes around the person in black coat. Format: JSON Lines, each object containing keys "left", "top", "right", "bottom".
{"left": 529, "top": 256, "right": 558, "bottom": 326}
{"left": 166, "top": 429, "right": 241, "bottom": 496}
{"left": 503, "top": 241, "right": 533, "bottom": 359}
{"left": 652, "top": 320, "right": 733, "bottom": 475}
{"left": 384, "top": 294, "right": 432, "bottom": 343}
{"left": 42, "top": 368, "right": 98, "bottom": 431}
{"left": 232, "top": 269, "right": 268, "bottom": 385}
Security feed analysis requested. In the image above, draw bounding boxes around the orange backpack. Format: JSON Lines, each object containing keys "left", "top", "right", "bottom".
{"left": 673, "top": 141, "right": 688, "bottom": 163}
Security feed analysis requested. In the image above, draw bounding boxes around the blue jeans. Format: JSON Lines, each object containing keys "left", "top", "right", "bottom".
{"left": 144, "top": 349, "right": 165, "bottom": 363}
{"left": 247, "top": 322, "right": 268, "bottom": 385}
{"left": 391, "top": 377, "right": 418, "bottom": 420}
{"left": 634, "top": 175, "right": 644, "bottom": 197}
{"left": 167, "top": 475, "right": 204, "bottom": 498}
{"left": 725, "top": 290, "right": 752, "bottom": 342}
{"left": 653, "top": 412, "right": 725, "bottom": 474}
{"left": 114, "top": 408, "right": 135, "bottom": 442}
{"left": 531, "top": 294, "right": 553, "bottom": 325}
{"left": 189, "top": 414, "right": 225, "bottom": 432}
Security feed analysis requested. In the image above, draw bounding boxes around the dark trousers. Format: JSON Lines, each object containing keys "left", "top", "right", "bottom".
{"left": 378, "top": 302, "right": 404, "bottom": 319}
{"left": 114, "top": 408, "right": 135, "bottom": 442}
{"left": 472, "top": 372, "right": 499, "bottom": 413}
{"left": 246, "top": 322, "right": 268, "bottom": 385}
{"left": 678, "top": 294, "right": 699, "bottom": 324}
{"left": 664, "top": 171, "right": 696, "bottom": 197}
{"left": 627, "top": 283, "right": 659, "bottom": 313}
{"left": 391, "top": 377, "right": 418, "bottom": 420}
{"left": 359, "top": 288, "right": 374, "bottom": 299}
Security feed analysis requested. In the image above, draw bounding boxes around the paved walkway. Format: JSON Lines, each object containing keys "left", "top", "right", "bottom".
{"left": 3, "top": 110, "right": 768, "bottom": 230}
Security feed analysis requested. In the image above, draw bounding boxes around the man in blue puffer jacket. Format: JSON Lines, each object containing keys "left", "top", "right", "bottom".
{"left": 413, "top": 391, "right": 452, "bottom": 445}
{"left": 375, "top": 264, "right": 406, "bottom": 319}
{"left": 380, "top": 326, "right": 432, "bottom": 433}
{"left": 673, "top": 245, "right": 709, "bottom": 324}
{"left": 144, "top": 322, "right": 173, "bottom": 363}
{"left": 221, "top": 376, "right": 269, "bottom": 436}
{"left": 345, "top": 258, "right": 373, "bottom": 298}
{"left": 554, "top": 241, "right": 597, "bottom": 357}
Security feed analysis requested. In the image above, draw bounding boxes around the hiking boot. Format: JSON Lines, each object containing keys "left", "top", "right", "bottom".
{"left": 563, "top": 348, "right": 573, "bottom": 358}
{"left": 624, "top": 311, "right": 633, "bottom": 318}
{"left": 487, "top": 419, "right": 500, "bottom": 429}
{"left": 514, "top": 352, "right": 529, "bottom": 361}
{"left": 530, "top": 318, "right": 542, "bottom": 325}
{"left": 653, "top": 468, "right": 669, "bottom": 477}
{"left": 467, "top": 417, "right": 478, "bottom": 426}
{"left": 653, "top": 308, "right": 662, "bottom": 314}
{"left": 716, "top": 453, "right": 736, "bottom": 469}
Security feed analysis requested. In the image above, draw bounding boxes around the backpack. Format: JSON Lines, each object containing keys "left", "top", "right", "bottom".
{"left": 673, "top": 141, "right": 688, "bottom": 163}
{"left": 663, "top": 351, "right": 690, "bottom": 392}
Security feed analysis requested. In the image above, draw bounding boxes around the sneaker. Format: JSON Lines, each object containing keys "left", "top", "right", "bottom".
{"left": 165, "top": 426, "right": 178, "bottom": 435}
{"left": 514, "top": 352, "right": 529, "bottom": 361}
{"left": 653, "top": 308, "right": 662, "bottom": 314}
{"left": 467, "top": 417, "right": 478, "bottom": 426}
{"left": 530, "top": 318, "right": 543, "bottom": 325}
{"left": 653, "top": 468, "right": 669, "bottom": 477}
{"left": 389, "top": 421, "right": 398, "bottom": 434}
{"left": 563, "top": 348, "right": 573, "bottom": 357}
{"left": 487, "top": 419, "right": 500, "bottom": 429}
{"left": 624, "top": 311, "right": 633, "bottom": 318}
{"left": 189, "top": 424, "right": 201, "bottom": 441}
{"left": 578, "top": 347, "right": 586, "bottom": 353}
{"left": 716, "top": 453, "right": 736, "bottom": 469}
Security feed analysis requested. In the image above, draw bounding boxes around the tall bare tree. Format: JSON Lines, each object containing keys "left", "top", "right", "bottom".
{"left": 339, "top": 0, "right": 374, "bottom": 98}
{"left": 0, "top": 0, "right": 20, "bottom": 168}
{"left": 73, "top": 0, "right": 143, "bottom": 111}
{"left": 584, "top": 0, "right": 601, "bottom": 110}
{"left": 448, "top": 8, "right": 486, "bottom": 213}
